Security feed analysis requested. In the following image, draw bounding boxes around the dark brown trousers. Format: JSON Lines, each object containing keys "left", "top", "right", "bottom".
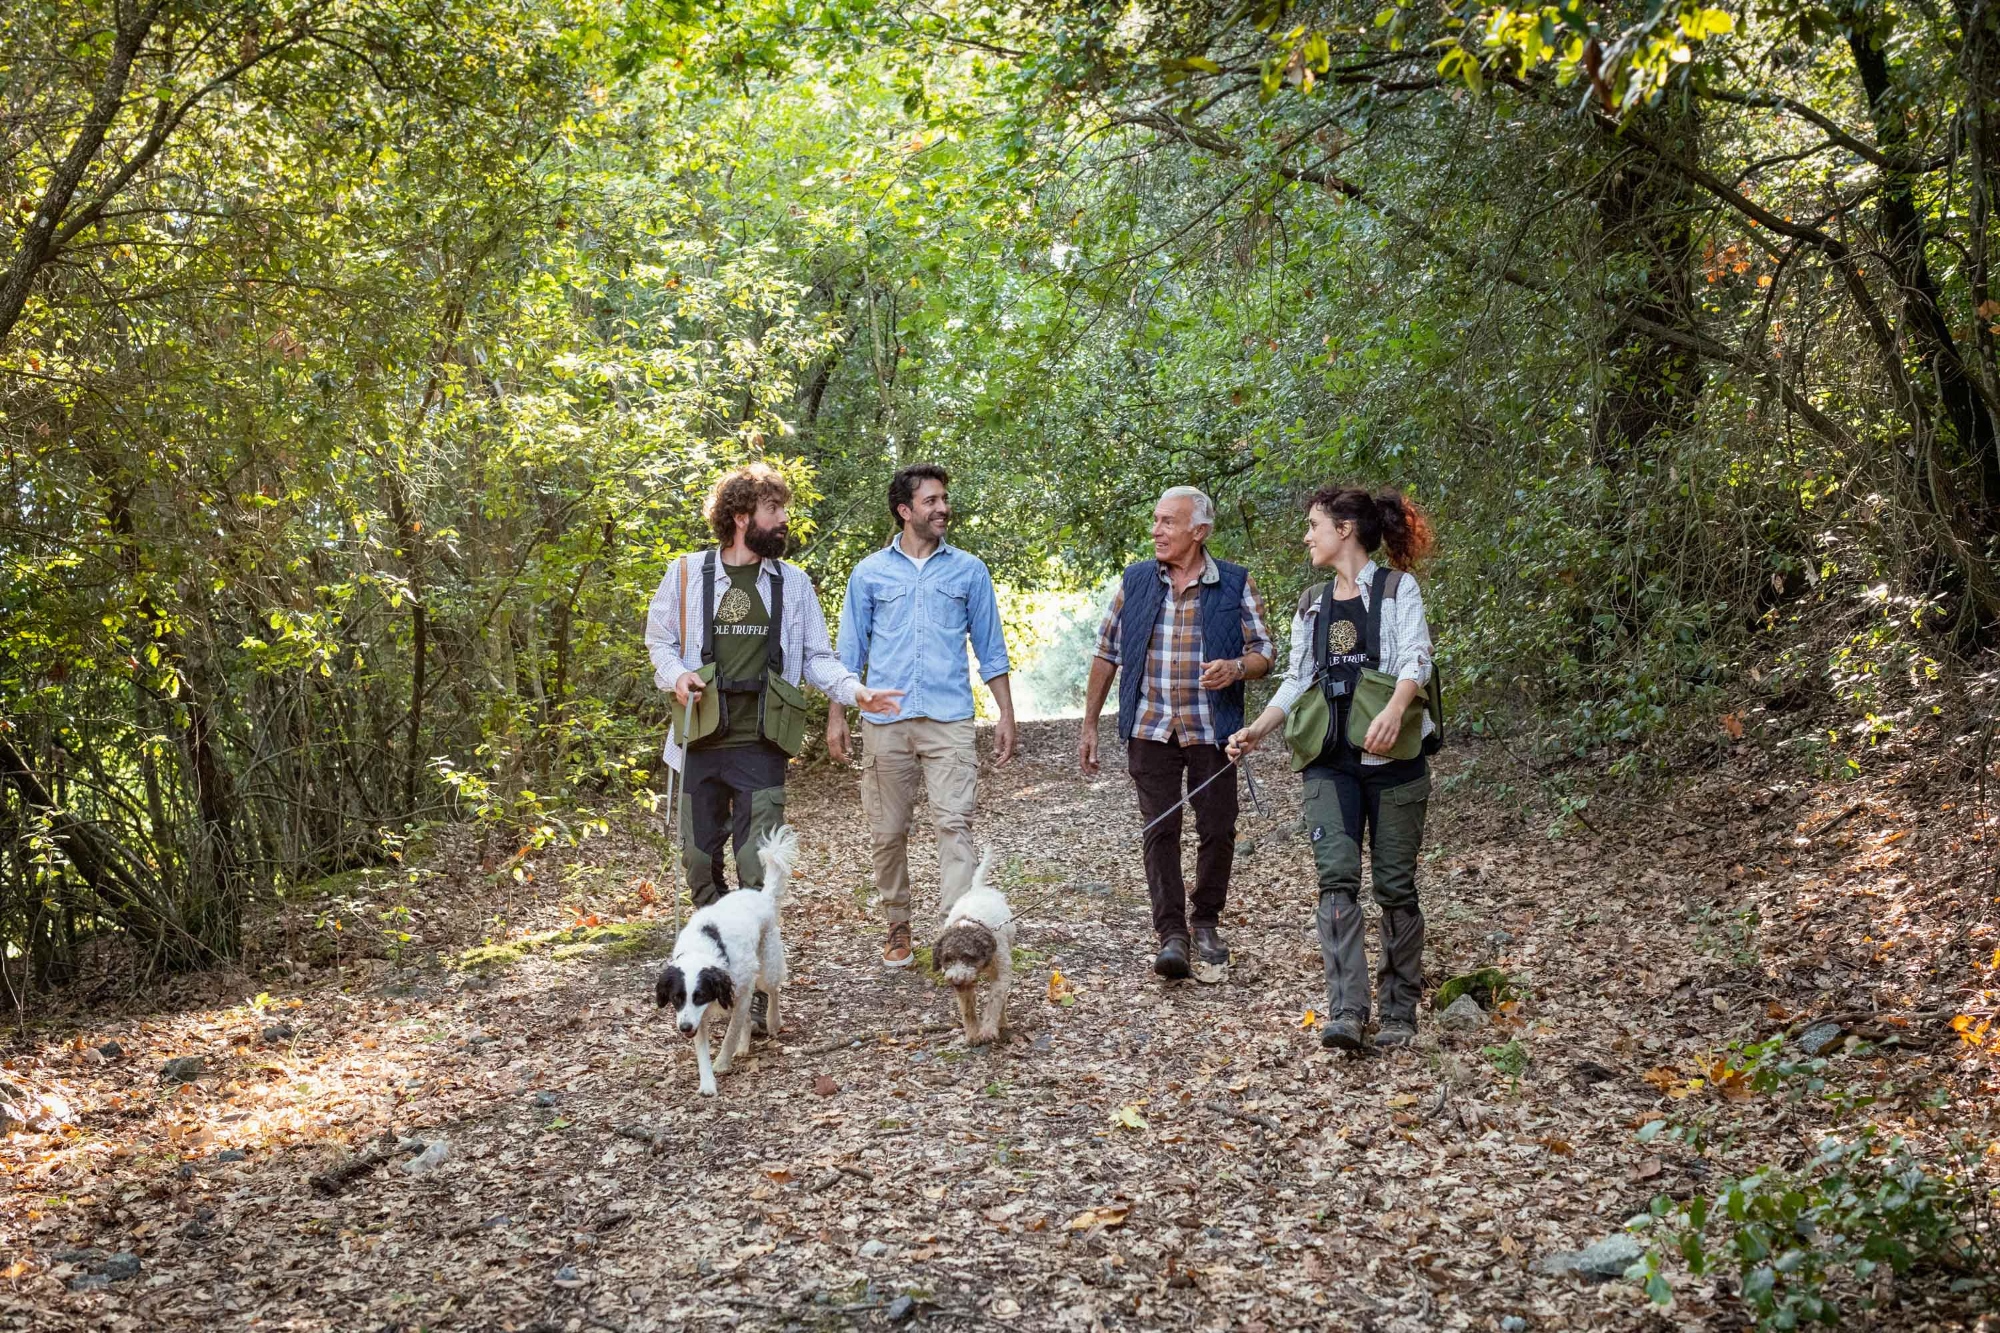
{"left": 1127, "top": 737, "right": 1238, "bottom": 942}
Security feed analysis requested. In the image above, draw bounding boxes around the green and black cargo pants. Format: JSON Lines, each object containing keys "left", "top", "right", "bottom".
{"left": 679, "top": 740, "right": 788, "bottom": 907}
{"left": 1302, "top": 752, "right": 1431, "bottom": 1025}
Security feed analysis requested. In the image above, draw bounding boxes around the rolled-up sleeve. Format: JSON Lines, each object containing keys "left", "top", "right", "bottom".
{"left": 1267, "top": 611, "right": 1314, "bottom": 716}
{"left": 966, "top": 562, "right": 1011, "bottom": 680}
{"left": 1093, "top": 585, "right": 1124, "bottom": 666}
{"left": 798, "top": 569, "right": 861, "bottom": 706}
{"left": 1239, "top": 577, "right": 1275, "bottom": 661}
{"left": 1391, "top": 576, "right": 1435, "bottom": 686}
{"left": 644, "top": 556, "right": 695, "bottom": 691}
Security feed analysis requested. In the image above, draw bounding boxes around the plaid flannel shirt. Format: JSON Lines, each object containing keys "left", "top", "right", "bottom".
{"left": 1093, "top": 554, "right": 1275, "bottom": 747}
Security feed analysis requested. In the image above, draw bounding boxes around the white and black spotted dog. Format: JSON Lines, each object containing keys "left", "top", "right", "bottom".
{"left": 654, "top": 825, "right": 795, "bottom": 1096}
{"left": 932, "top": 848, "right": 1015, "bottom": 1045}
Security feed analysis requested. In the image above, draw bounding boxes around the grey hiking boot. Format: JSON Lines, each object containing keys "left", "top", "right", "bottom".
{"left": 1320, "top": 1015, "right": 1364, "bottom": 1052}
{"left": 750, "top": 990, "right": 770, "bottom": 1038}
{"left": 1375, "top": 1015, "right": 1417, "bottom": 1048}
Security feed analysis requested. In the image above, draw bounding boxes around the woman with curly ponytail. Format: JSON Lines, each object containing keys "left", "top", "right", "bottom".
{"left": 1227, "top": 486, "right": 1439, "bottom": 1052}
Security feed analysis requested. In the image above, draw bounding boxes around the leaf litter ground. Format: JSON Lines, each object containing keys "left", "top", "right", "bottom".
{"left": 3, "top": 720, "right": 1994, "bottom": 1331}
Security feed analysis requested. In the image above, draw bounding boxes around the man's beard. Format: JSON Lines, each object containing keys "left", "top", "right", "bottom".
{"left": 745, "top": 520, "right": 789, "bottom": 559}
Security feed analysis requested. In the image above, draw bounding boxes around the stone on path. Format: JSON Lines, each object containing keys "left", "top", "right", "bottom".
{"left": 1795, "top": 1021, "right": 1845, "bottom": 1057}
{"left": 1536, "top": 1233, "right": 1645, "bottom": 1282}
{"left": 1436, "top": 994, "right": 1488, "bottom": 1033}
{"left": 160, "top": 1056, "right": 205, "bottom": 1084}
{"left": 402, "top": 1139, "right": 449, "bottom": 1175}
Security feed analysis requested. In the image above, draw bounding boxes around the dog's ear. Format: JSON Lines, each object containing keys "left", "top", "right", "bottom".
{"left": 935, "top": 922, "right": 994, "bottom": 970}
{"left": 694, "top": 966, "right": 734, "bottom": 1011}
{"left": 655, "top": 964, "right": 685, "bottom": 1010}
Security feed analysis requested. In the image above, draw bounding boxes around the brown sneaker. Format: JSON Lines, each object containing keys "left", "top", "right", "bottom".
{"left": 881, "top": 922, "right": 914, "bottom": 969}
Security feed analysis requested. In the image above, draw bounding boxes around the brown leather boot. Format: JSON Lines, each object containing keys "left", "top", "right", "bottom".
{"left": 881, "top": 922, "right": 913, "bottom": 969}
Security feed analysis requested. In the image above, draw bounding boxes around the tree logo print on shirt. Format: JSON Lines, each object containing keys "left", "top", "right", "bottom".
{"left": 1326, "top": 618, "right": 1358, "bottom": 656}
{"left": 716, "top": 586, "right": 755, "bottom": 624}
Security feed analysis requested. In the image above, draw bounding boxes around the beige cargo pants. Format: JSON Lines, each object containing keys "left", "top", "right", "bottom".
{"left": 858, "top": 717, "right": 979, "bottom": 925}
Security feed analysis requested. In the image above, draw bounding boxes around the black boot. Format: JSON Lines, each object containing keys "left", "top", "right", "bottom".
{"left": 750, "top": 990, "right": 770, "bottom": 1038}
{"left": 1153, "top": 933, "right": 1191, "bottom": 980}
{"left": 1192, "top": 924, "right": 1231, "bottom": 966}
{"left": 1320, "top": 1014, "right": 1364, "bottom": 1052}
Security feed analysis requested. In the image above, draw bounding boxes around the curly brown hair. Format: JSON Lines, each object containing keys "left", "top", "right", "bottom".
{"left": 704, "top": 462, "right": 792, "bottom": 546}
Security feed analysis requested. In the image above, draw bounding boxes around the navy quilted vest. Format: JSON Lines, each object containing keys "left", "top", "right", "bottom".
{"left": 1116, "top": 558, "right": 1247, "bottom": 744}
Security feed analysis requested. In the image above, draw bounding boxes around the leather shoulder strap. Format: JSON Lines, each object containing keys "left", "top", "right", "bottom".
{"left": 677, "top": 554, "right": 690, "bottom": 651}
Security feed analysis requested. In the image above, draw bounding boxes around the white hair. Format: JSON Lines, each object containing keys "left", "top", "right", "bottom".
{"left": 1158, "top": 486, "right": 1215, "bottom": 530}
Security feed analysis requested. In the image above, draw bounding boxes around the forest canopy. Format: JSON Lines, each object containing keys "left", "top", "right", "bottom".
{"left": 3, "top": 0, "right": 1996, "bottom": 985}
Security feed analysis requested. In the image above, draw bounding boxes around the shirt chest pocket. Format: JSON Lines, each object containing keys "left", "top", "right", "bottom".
{"left": 927, "top": 583, "right": 969, "bottom": 631}
{"left": 873, "top": 585, "right": 912, "bottom": 633}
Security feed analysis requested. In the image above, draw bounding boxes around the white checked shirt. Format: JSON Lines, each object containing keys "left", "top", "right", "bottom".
{"left": 644, "top": 552, "right": 859, "bottom": 771}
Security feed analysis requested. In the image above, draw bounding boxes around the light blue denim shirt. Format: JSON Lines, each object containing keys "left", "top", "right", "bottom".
{"left": 837, "top": 536, "right": 1011, "bottom": 724}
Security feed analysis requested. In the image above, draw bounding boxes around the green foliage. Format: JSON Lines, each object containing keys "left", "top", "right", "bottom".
{"left": 1630, "top": 1131, "right": 1981, "bottom": 1326}
{"left": 6, "top": 0, "right": 1998, "bottom": 997}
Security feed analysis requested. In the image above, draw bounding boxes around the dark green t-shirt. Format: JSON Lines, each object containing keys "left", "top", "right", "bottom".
{"left": 703, "top": 561, "right": 771, "bottom": 749}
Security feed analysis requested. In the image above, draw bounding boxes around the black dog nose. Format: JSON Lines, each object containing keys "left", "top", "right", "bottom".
{"left": 677, "top": 1021, "right": 696, "bottom": 1036}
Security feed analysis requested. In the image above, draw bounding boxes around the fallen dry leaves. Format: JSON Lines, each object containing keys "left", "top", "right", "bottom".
{"left": 0, "top": 718, "right": 1994, "bottom": 1331}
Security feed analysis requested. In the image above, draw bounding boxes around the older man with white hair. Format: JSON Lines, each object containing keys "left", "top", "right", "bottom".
{"left": 1080, "top": 486, "right": 1274, "bottom": 981}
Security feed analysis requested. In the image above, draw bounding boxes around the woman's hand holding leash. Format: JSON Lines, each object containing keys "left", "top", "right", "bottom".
{"left": 1225, "top": 727, "right": 1263, "bottom": 761}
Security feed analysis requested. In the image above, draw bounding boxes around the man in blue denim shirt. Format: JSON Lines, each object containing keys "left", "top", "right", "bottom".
{"left": 831, "top": 464, "right": 1016, "bottom": 968}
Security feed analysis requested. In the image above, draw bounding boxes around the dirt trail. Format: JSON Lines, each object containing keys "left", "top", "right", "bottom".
{"left": 2, "top": 719, "right": 1987, "bottom": 1331}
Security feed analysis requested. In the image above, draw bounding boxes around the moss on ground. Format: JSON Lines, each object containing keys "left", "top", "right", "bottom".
{"left": 455, "top": 920, "right": 666, "bottom": 972}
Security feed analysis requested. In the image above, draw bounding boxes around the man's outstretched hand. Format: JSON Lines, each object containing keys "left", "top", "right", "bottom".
{"left": 854, "top": 685, "right": 904, "bottom": 717}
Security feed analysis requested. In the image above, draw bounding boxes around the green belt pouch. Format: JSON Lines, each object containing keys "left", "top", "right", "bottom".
{"left": 1283, "top": 684, "right": 1331, "bottom": 772}
{"left": 761, "top": 670, "right": 808, "bottom": 757}
{"left": 672, "top": 661, "right": 721, "bottom": 747}
{"left": 1346, "top": 666, "right": 1426, "bottom": 761}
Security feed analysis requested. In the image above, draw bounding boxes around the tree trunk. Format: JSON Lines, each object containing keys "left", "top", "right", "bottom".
{"left": 1589, "top": 105, "right": 1704, "bottom": 470}
{"left": 1848, "top": 24, "right": 2000, "bottom": 506}
{"left": 0, "top": 2, "right": 160, "bottom": 350}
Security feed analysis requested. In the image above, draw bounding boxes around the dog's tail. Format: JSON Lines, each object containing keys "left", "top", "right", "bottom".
{"left": 967, "top": 843, "right": 998, "bottom": 896}
{"left": 758, "top": 824, "right": 800, "bottom": 908}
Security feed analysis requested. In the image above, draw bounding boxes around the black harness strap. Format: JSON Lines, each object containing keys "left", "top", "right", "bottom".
{"left": 1312, "top": 579, "right": 1337, "bottom": 701}
{"left": 1364, "top": 565, "right": 1392, "bottom": 668}
{"left": 700, "top": 549, "right": 718, "bottom": 665}
{"left": 764, "top": 564, "right": 784, "bottom": 675}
